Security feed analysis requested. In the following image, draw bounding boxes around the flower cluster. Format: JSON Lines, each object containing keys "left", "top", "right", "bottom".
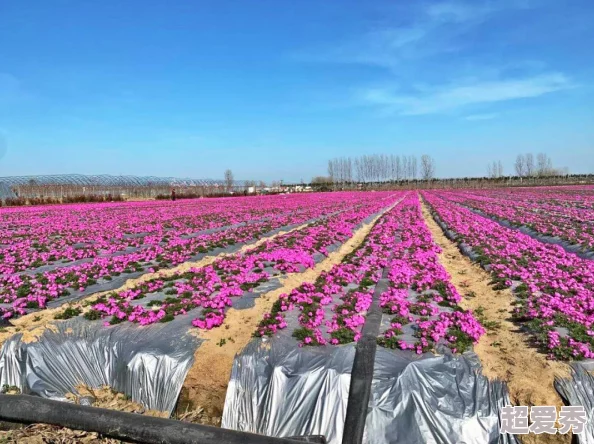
{"left": 424, "top": 191, "right": 594, "bottom": 360}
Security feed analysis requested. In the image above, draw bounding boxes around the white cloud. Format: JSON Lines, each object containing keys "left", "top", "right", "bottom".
{"left": 359, "top": 73, "right": 573, "bottom": 115}
{"left": 295, "top": 1, "right": 575, "bottom": 118}
{"left": 465, "top": 113, "right": 498, "bottom": 120}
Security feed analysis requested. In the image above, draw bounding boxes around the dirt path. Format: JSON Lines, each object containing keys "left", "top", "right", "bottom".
{"left": 0, "top": 220, "right": 314, "bottom": 347}
{"left": 178, "top": 205, "right": 395, "bottom": 422}
{"left": 420, "top": 200, "right": 571, "bottom": 444}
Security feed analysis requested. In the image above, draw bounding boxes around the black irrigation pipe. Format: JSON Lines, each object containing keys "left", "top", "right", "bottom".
{"left": 342, "top": 266, "right": 391, "bottom": 444}
{"left": 0, "top": 394, "right": 325, "bottom": 444}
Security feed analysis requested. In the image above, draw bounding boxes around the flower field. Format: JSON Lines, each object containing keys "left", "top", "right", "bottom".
{"left": 2, "top": 186, "right": 594, "bottom": 442}
{"left": 3, "top": 187, "right": 593, "bottom": 356}
{"left": 0, "top": 192, "right": 391, "bottom": 320}
{"left": 83, "top": 193, "right": 393, "bottom": 328}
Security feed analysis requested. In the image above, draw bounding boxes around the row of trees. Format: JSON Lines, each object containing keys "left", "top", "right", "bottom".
{"left": 327, "top": 154, "right": 436, "bottom": 183}
{"left": 515, "top": 153, "right": 568, "bottom": 177}
{"left": 487, "top": 153, "right": 569, "bottom": 178}
{"left": 486, "top": 161, "right": 505, "bottom": 179}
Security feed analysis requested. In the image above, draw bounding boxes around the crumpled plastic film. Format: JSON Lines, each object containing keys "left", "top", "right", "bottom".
{"left": 555, "top": 364, "right": 594, "bottom": 444}
{"left": 0, "top": 316, "right": 201, "bottom": 414}
{"left": 223, "top": 337, "right": 355, "bottom": 444}
{"left": 366, "top": 348, "right": 517, "bottom": 444}
{"left": 223, "top": 337, "right": 516, "bottom": 444}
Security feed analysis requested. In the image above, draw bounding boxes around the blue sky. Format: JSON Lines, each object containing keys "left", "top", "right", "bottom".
{"left": 1, "top": 0, "right": 593, "bottom": 181}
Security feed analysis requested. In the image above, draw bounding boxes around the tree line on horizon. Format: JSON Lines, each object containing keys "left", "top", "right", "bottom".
{"left": 486, "top": 153, "right": 569, "bottom": 179}
{"left": 316, "top": 154, "right": 436, "bottom": 185}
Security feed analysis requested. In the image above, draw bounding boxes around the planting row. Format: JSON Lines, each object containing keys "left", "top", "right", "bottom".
{"left": 58, "top": 194, "right": 399, "bottom": 329}
{"left": 0, "top": 193, "right": 395, "bottom": 320}
{"left": 424, "top": 191, "right": 594, "bottom": 360}
{"left": 255, "top": 195, "right": 485, "bottom": 355}
{"left": 0, "top": 193, "right": 370, "bottom": 275}
{"left": 438, "top": 189, "right": 594, "bottom": 252}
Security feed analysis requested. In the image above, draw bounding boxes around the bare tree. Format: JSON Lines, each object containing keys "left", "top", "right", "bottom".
{"left": 420, "top": 154, "right": 435, "bottom": 180}
{"left": 402, "top": 156, "right": 410, "bottom": 180}
{"left": 525, "top": 153, "right": 535, "bottom": 177}
{"left": 411, "top": 156, "right": 418, "bottom": 180}
{"left": 224, "top": 169, "right": 234, "bottom": 192}
{"left": 354, "top": 158, "right": 363, "bottom": 182}
{"left": 515, "top": 154, "right": 526, "bottom": 177}
{"left": 327, "top": 160, "right": 335, "bottom": 183}
{"left": 546, "top": 156, "right": 553, "bottom": 175}
{"left": 497, "top": 160, "right": 504, "bottom": 178}
{"left": 395, "top": 155, "right": 402, "bottom": 180}
{"left": 487, "top": 161, "right": 503, "bottom": 178}
{"left": 537, "top": 153, "right": 548, "bottom": 176}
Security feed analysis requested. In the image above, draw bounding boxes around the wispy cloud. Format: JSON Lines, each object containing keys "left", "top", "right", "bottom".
{"left": 297, "top": 1, "right": 527, "bottom": 68}
{"left": 358, "top": 73, "right": 573, "bottom": 115}
{"left": 294, "top": 1, "right": 577, "bottom": 118}
{"left": 465, "top": 113, "right": 499, "bottom": 121}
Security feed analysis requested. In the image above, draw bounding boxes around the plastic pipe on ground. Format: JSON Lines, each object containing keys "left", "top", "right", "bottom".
{"left": 0, "top": 394, "right": 324, "bottom": 444}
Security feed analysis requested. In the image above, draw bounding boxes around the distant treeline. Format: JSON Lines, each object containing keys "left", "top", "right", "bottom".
{"left": 301, "top": 173, "right": 594, "bottom": 191}
{"left": 486, "top": 152, "right": 569, "bottom": 178}
{"left": 326, "top": 154, "right": 437, "bottom": 184}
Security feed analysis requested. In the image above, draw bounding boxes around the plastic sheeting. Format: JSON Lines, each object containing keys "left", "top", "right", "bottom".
{"left": 223, "top": 337, "right": 516, "bottom": 444}
{"left": 0, "top": 315, "right": 201, "bottom": 414}
{"left": 367, "top": 348, "right": 516, "bottom": 444}
{"left": 555, "top": 364, "right": 594, "bottom": 444}
{"left": 223, "top": 337, "right": 355, "bottom": 444}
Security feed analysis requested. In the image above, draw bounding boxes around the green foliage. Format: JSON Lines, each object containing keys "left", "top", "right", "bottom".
{"left": 54, "top": 306, "right": 82, "bottom": 320}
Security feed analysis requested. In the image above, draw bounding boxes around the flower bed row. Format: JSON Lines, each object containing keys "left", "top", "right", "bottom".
{"left": 377, "top": 196, "right": 484, "bottom": 354}
{"left": 437, "top": 189, "right": 594, "bottom": 251}
{"left": 423, "top": 191, "right": 594, "bottom": 360}
{"left": 469, "top": 185, "right": 594, "bottom": 211}
{"left": 0, "top": 193, "right": 395, "bottom": 320}
{"left": 75, "top": 195, "right": 396, "bottom": 329}
{"left": 0, "top": 193, "right": 370, "bottom": 275}
{"left": 255, "top": 195, "right": 485, "bottom": 354}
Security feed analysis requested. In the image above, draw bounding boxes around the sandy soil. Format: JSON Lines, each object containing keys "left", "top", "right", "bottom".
{"left": 178, "top": 206, "right": 393, "bottom": 422}
{"left": 0, "top": 220, "right": 313, "bottom": 347}
{"left": 420, "top": 200, "right": 571, "bottom": 444}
